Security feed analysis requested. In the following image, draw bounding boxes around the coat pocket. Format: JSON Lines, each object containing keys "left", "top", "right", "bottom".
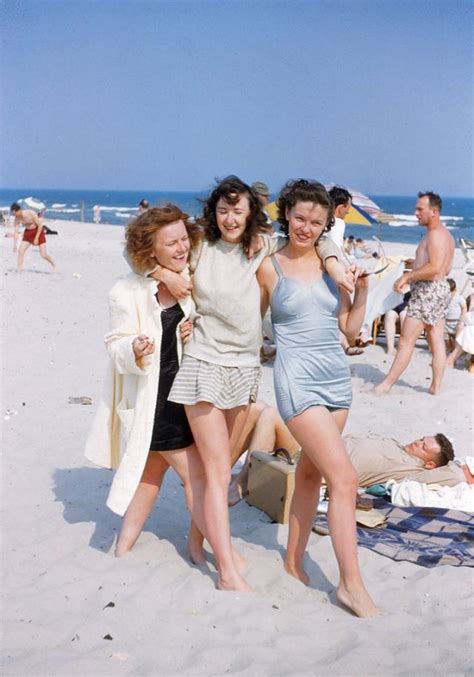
{"left": 116, "top": 399, "right": 135, "bottom": 445}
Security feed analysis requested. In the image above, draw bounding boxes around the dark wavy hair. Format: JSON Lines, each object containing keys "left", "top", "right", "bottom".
{"left": 125, "top": 204, "right": 199, "bottom": 272}
{"left": 199, "top": 175, "right": 271, "bottom": 252}
{"left": 276, "top": 179, "right": 334, "bottom": 236}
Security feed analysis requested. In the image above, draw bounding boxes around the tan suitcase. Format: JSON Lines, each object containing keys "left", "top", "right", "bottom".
{"left": 246, "top": 448, "right": 297, "bottom": 524}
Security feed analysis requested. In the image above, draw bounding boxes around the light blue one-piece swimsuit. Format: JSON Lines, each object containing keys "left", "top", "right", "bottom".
{"left": 270, "top": 255, "right": 352, "bottom": 423}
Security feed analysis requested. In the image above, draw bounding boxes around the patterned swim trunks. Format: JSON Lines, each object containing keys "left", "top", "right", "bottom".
{"left": 406, "top": 279, "right": 451, "bottom": 326}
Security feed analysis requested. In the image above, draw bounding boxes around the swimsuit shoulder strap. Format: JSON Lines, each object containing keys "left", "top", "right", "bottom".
{"left": 270, "top": 254, "right": 284, "bottom": 278}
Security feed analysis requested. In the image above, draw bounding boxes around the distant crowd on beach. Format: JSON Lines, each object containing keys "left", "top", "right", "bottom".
{"left": 77, "top": 176, "right": 473, "bottom": 618}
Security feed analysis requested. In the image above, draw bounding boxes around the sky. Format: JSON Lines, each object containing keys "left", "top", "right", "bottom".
{"left": 1, "top": 0, "right": 473, "bottom": 196}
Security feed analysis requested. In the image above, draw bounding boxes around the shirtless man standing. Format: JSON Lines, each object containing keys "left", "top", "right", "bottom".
{"left": 11, "top": 203, "right": 56, "bottom": 273}
{"left": 374, "top": 192, "right": 454, "bottom": 395}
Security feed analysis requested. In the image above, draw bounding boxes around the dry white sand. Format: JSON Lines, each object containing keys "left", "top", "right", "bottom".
{"left": 1, "top": 219, "right": 473, "bottom": 676}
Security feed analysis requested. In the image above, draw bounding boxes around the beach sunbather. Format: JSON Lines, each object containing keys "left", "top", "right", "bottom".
{"left": 10, "top": 202, "right": 56, "bottom": 273}
{"left": 374, "top": 192, "right": 455, "bottom": 396}
{"left": 228, "top": 407, "right": 470, "bottom": 501}
{"left": 257, "top": 179, "right": 379, "bottom": 617}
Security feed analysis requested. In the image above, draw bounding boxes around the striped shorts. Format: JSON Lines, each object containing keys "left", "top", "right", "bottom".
{"left": 168, "top": 355, "right": 261, "bottom": 409}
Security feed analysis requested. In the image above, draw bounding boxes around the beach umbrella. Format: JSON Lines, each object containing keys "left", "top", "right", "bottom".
{"left": 344, "top": 204, "right": 377, "bottom": 225}
{"left": 20, "top": 196, "right": 46, "bottom": 212}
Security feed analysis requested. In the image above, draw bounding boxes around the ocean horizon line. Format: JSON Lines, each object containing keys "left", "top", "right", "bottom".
{"left": 1, "top": 187, "right": 472, "bottom": 201}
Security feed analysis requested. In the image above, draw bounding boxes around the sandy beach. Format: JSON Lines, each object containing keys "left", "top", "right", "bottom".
{"left": 1, "top": 219, "right": 473, "bottom": 676}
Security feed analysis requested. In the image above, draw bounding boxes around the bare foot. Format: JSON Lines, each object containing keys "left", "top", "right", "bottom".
{"left": 373, "top": 382, "right": 392, "bottom": 396}
{"left": 217, "top": 572, "right": 253, "bottom": 592}
{"left": 115, "top": 541, "right": 133, "bottom": 557}
{"left": 284, "top": 559, "right": 310, "bottom": 586}
{"left": 428, "top": 384, "right": 441, "bottom": 395}
{"left": 188, "top": 544, "right": 206, "bottom": 566}
{"left": 336, "top": 583, "right": 380, "bottom": 618}
{"left": 232, "top": 546, "right": 247, "bottom": 575}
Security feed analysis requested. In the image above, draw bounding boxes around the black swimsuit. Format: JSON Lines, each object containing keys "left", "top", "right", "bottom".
{"left": 149, "top": 301, "right": 194, "bottom": 452}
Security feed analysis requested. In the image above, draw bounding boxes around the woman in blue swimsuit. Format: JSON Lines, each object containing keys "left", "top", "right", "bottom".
{"left": 257, "top": 180, "right": 379, "bottom": 617}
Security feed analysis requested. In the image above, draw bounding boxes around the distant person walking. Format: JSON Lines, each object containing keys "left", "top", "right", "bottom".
{"left": 92, "top": 204, "right": 101, "bottom": 224}
{"left": 138, "top": 199, "right": 150, "bottom": 214}
{"left": 374, "top": 192, "right": 455, "bottom": 396}
{"left": 10, "top": 203, "right": 56, "bottom": 273}
{"left": 251, "top": 181, "right": 274, "bottom": 226}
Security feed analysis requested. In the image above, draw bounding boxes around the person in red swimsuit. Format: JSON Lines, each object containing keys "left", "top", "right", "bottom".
{"left": 10, "top": 203, "right": 56, "bottom": 273}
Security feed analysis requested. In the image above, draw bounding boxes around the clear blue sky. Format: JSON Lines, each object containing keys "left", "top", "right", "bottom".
{"left": 2, "top": 0, "right": 473, "bottom": 195}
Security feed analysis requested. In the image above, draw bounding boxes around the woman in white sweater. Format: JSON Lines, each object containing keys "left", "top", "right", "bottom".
{"left": 85, "top": 205, "right": 206, "bottom": 560}
{"left": 158, "top": 177, "right": 345, "bottom": 591}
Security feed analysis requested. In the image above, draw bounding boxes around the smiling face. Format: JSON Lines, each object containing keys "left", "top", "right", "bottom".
{"left": 285, "top": 201, "right": 329, "bottom": 248}
{"left": 151, "top": 220, "right": 190, "bottom": 272}
{"left": 215, "top": 194, "right": 251, "bottom": 244}
{"left": 404, "top": 436, "right": 442, "bottom": 469}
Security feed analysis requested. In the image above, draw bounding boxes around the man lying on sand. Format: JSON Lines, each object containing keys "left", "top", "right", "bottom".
{"left": 229, "top": 406, "right": 470, "bottom": 505}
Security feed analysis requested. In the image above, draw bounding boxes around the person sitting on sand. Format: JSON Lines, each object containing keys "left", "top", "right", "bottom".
{"left": 374, "top": 192, "right": 455, "bottom": 396}
{"left": 10, "top": 202, "right": 56, "bottom": 273}
{"left": 383, "top": 291, "right": 411, "bottom": 355}
{"left": 447, "top": 294, "right": 474, "bottom": 372}
{"left": 444, "top": 279, "right": 467, "bottom": 353}
{"left": 228, "top": 406, "right": 469, "bottom": 501}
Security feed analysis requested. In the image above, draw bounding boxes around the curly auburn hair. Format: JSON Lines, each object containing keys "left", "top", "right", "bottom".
{"left": 276, "top": 179, "right": 335, "bottom": 236}
{"left": 198, "top": 175, "right": 271, "bottom": 251}
{"left": 125, "top": 204, "right": 199, "bottom": 272}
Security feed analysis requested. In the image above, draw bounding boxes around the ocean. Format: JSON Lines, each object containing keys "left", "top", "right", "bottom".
{"left": 1, "top": 188, "right": 473, "bottom": 245}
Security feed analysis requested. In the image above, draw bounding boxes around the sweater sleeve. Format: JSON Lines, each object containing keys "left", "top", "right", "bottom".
{"left": 104, "top": 285, "right": 153, "bottom": 376}
{"left": 316, "top": 236, "right": 340, "bottom": 262}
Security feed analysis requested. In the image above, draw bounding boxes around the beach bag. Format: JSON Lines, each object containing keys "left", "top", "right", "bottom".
{"left": 246, "top": 448, "right": 296, "bottom": 524}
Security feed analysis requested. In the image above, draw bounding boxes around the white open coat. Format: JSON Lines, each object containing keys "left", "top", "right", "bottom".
{"left": 84, "top": 273, "right": 193, "bottom": 516}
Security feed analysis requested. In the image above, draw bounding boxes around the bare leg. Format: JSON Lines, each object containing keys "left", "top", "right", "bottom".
{"left": 425, "top": 319, "right": 447, "bottom": 395}
{"left": 115, "top": 452, "right": 169, "bottom": 556}
{"left": 229, "top": 406, "right": 300, "bottom": 505}
{"left": 374, "top": 316, "right": 424, "bottom": 394}
{"left": 16, "top": 241, "right": 30, "bottom": 273}
{"left": 185, "top": 402, "right": 252, "bottom": 592}
{"left": 383, "top": 310, "right": 398, "bottom": 354}
{"left": 39, "top": 243, "right": 56, "bottom": 271}
{"left": 446, "top": 343, "right": 464, "bottom": 368}
{"left": 285, "top": 407, "right": 379, "bottom": 618}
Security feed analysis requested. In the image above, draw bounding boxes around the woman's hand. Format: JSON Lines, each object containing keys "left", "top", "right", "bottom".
{"left": 179, "top": 319, "right": 193, "bottom": 344}
{"left": 150, "top": 267, "right": 193, "bottom": 299}
{"left": 326, "top": 258, "right": 356, "bottom": 293}
{"left": 354, "top": 267, "right": 370, "bottom": 290}
{"left": 133, "top": 334, "right": 155, "bottom": 359}
{"left": 245, "top": 234, "right": 265, "bottom": 259}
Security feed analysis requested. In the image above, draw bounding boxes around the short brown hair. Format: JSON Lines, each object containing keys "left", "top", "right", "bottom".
{"left": 418, "top": 191, "right": 442, "bottom": 211}
{"left": 434, "top": 433, "right": 454, "bottom": 465}
{"left": 125, "top": 204, "right": 198, "bottom": 272}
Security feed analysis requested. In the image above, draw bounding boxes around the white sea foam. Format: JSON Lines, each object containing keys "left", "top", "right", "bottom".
{"left": 51, "top": 203, "right": 66, "bottom": 209}
{"left": 115, "top": 212, "right": 134, "bottom": 218}
{"left": 46, "top": 208, "right": 81, "bottom": 214}
{"left": 100, "top": 206, "right": 137, "bottom": 212}
{"left": 387, "top": 213, "right": 464, "bottom": 227}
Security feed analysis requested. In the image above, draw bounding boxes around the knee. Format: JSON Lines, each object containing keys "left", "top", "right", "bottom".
{"left": 141, "top": 458, "right": 169, "bottom": 485}
{"left": 327, "top": 468, "right": 358, "bottom": 498}
{"left": 296, "top": 465, "right": 321, "bottom": 492}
